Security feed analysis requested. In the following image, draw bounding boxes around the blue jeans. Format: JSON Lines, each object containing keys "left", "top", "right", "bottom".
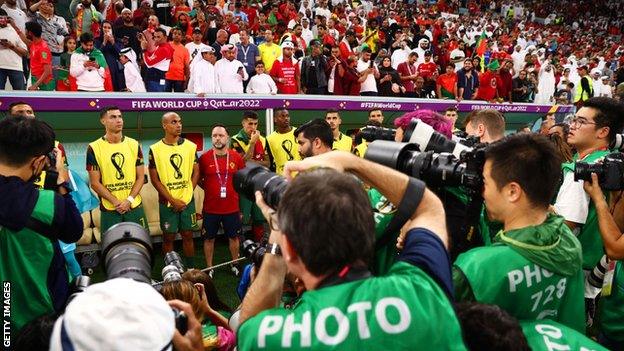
{"left": 0, "top": 68, "right": 25, "bottom": 90}
{"left": 165, "top": 79, "right": 185, "bottom": 92}
{"left": 52, "top": 54, "right": 61, "bottom": 81}
{"left": 146, "top": 79, "right": 166, "bottom": 92}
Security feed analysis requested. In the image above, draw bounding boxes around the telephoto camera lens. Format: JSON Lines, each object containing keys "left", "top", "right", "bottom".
{"left": 360, "top": 126, "right": 397, "bottom": 142}
{"left": 364, "top": 140, "right": 483, "bottom": 189}
{"left": 101, "top": 222, "right": 154, "bottom": 284}
{"left": 164, "top": 251, "right": 186, "bottom": 273}
{"left": 234, "top": 163, "right": 289, "bottom": 209}
{"left": 574, "top": 152, "right": 624, "bottom": 190}
{"left": 161, "top": 264, "right": 183, "bottom": 283}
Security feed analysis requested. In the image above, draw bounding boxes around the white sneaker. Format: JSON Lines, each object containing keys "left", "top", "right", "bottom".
{"left": 208, "top": 269, "right": 214, "bottom": 279}
{"left": 230, "top": 265, "right": 240, "bottom": 277}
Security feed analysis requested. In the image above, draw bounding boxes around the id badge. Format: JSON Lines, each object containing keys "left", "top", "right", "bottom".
{"left": 602, "top": 259, "right": 617, "bottom": 296}
{"left": 220, "top": 186, "right": 227, "bottom": 198}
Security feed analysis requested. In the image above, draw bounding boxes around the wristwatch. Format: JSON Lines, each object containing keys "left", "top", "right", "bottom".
{"left": 266, "top": 243, "right": 282, "bottom": 256}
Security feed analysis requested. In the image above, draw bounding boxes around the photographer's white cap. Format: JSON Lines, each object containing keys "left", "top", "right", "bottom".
{"left": 49, "top": 278, "right": 175, "bottom": 351}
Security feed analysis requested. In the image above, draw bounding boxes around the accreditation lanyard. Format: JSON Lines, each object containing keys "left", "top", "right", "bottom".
{"left": 213, "top": 151, "right": 229, "bottom": 198}
{"left": 241, "top": 45, "right": 251, "bottom": 66}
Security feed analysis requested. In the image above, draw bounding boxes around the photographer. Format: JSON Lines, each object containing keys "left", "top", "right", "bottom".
{"left": 554, "top": 97, "right": 624, "bottom": 273}
{"left": 464, "top": 108, "right": 506, "bottom": 144}
{"left": 583, "top": 174, "right": 624, "bottom": 349}
{"left": 453, "top": 133, "right": 585, "bottom": 332}
{"left": 0, "top": 117, "right": 82, "bottom": 338}
{"left": 237, "top": 152, "right": 466, "bottom": 349}
{"left": 294, "top": 118, "right": 333, "bottom": 158}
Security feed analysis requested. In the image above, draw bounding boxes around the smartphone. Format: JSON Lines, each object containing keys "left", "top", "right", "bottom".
{"left": 89, "top": 57, "right": 96, "bottom": 61}
{"left": 369, "top": 60, "right": 374, "bottom": 68}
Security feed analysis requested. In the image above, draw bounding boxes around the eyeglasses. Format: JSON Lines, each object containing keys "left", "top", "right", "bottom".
{"left": 570, "top": 116, "right": 596, "bottom": 128}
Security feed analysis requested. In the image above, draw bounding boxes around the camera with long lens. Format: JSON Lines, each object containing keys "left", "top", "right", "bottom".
{"left": 364, "top": 140, "right": 485, "bottom": 190}
{"left": 234, "top": 162, "right": 289, "bottom": 209}
{"left": 574, "top": 152, "right": 624, "bottom": 190}
{"left": 360, "top": 119, "right": 474, "bottom": 158}
{"left": 101, "top": 222, "right": 154, "bottom": 284}
{"left": 242, "top": 239, "right": 266, "bottom": 268}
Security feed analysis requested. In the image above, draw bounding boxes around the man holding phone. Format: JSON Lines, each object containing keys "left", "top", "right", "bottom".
{"left": 0, "top": 9, "right": 27, "bottom": 90}
{"left": 357, "top": 47, "right": 379, "bottom": 96}
{"left": 70, "top": 32, "right": 106, "bottom": 91}
{"left": 215, "top": 44, "right": 248, "bottom": 93}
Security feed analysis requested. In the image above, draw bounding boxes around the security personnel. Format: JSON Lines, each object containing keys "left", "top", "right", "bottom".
{"left": 149, "top": 112, "right": 199, "bottom": 268}
{"left": 87, "top": 106, "right": 148, "bottom": 234}
{"left": 574, "top": 65, "right": 593, "bottom": 106}
{"left": 266, "top": 107, "right": 301, "bottom": 175}
{"left": 231, "top": 110, "right": 268, "bottom": 242}
{"left": 0, "top": 117, "right": 82, "bottom": 336}
{"left": 325, "top": 109, "right": 353, "bottom": 152}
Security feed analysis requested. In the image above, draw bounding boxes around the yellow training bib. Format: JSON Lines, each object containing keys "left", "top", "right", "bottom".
{"left": 267, "top": 129, "right": 301, "bottom": 175}
{"left": 150, "top": 138, "right": 197, "bottom": 206}
{"left": 89, "top": 136, "right": 142, "bottom": 210}
{"left": 333, "top": 133, "right": 353, "bottom": 152}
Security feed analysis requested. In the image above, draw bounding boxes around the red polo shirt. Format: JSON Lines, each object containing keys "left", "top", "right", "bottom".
{"left": 198, "top": 149, "right": 245, "bottom": 214}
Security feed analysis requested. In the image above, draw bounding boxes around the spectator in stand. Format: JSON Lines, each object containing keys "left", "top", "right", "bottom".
{"left": 26, "top": 21, "right": 54, "bottom": 90}
{"left": 397, "top": 51, "right": 419, "bottom": 98}
{"left": 140, "top": 28, "right": 173, "bottom": 92}
{"left": 300, "top": 39, "right": 329, "bottom": 95}
{"left": 1, "top": 0, "right": 26, "bottom": 33}
{"left": 338, "top": 29, "right": 356, "bottom": 61}
{"left": 512, "top": 70, "right": 531, "bottom": 102}
{"left": 235, "top": 29, "right": 259, "bottom": 84}
{"left": 418, "top": 51, "right": 438, "bottom": 86}
{"left": 326, "top": 45, "right": 341, "bottom": 95}
{"left": 186, "top": 27, "right": 209, "bottom": 69}
{"left": 215, "top": 44, "right": 247, "bottom": 94}
{"left": 357, "top": 47, "right": 379, "bottom": 96}
{"left": 70, "top": 0, "right": 103, "bottom": 37}
{"left": 119, "top": 47, "right": 145, "bottom": 92}
{"left": 258, "top": 29, "right": 280, "bottom": 71}
{"left": 477, "top": 60, "right": 503, "bottom": 102}
{"left": 437, "top": 63, "right": 458, "bottom": 99}
{"left": 377, "top": 55, "right": 404, "bottom": 97}
{"left": 246, "top": 60, "right": 277, "bottom": 94}
{"left": 0, "top": 9, "right": 27, "bottom": 90}
{"left": 114, "top": 8, "right": 142, "bottom": 60}
{"left": 95, "top": 21, "right": 124, "bottom": 91}
{"left": 317, "top": 24, "right": 335, "bottom": 47}
{"left": 189, "top": 46, "right": 217, "bottom": 96}
{"left": 269, "top": 40, "right": 300, "bottom": 94}
{"left": 56, "top": 36, "right": 75, "bottom": 91}
{"left": 457, "top": 58, "right": 479, "bottom": 101}
{"left": 499, "top": 60, "right": 514, "bottom": 103}
{"left": 31, "top": 0, "right": 68, "bottom": 81}
{"left": 333, "top": 54, "right": 362, "bottom": 96}
{"left": 70, "top": 32, "right": 106, "bottom": 92}
{"left": 165, "top": 27, "right": 190, "bottom": 92}
{"left": 211, "top": 28, "right": 228, "bottom": 60}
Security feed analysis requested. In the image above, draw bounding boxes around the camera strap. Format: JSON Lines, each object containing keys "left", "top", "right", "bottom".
{"left": 375, "top": 177, "right": 426, "bottom": 250}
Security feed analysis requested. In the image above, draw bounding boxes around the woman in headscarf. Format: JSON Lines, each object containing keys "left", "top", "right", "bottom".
{"left": 376, "top": 55, "right": 405, "bottom": 97}
{"left": 95, "top": 20, "right": 125, "bottom": 91}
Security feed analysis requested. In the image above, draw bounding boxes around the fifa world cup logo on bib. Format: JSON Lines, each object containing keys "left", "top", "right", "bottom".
{"left": 170, "top": 153, "right": 183, "bottom": 179}
{"left": 111, "top": 152, "right": 125, "bottom": 180}
{"left": 281, "top": 140, "right": 295, "bottom": 161}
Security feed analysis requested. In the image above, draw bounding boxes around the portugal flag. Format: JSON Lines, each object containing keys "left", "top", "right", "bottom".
{"left": 475, "top": 31, "right": 487, "bottom": 56}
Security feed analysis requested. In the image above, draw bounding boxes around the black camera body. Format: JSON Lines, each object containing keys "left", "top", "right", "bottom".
{"left": 574, "top": 152, "right": 624, "bottom": 191}
{"left": 234, "top": 162, "right": 288, "bottom": 209}
{"left": 242, "top": 239, "right": 266, "bottom": 268}
{"left": 364, "top": 140, "right": 485, "bottom": 191}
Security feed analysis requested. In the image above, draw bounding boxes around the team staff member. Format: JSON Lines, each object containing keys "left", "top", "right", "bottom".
{"left": 199, "top": 125, "right": 245, "bottom": 277}
{"left": 454, "top": 134, "right": 584, "bottom": 332}
{"left": 231, "top": 110, "right": 268, "bottom": 242}
{"left": 237, "top": 151, "right": 467, "bottom": 350}
{"left": 149, "top": 112, "right": 199, "bottom": 268}
{"left": 0, "top": 117, "right": 82, "bottom": 337}
{"left": 87, "top": 106, "right": 148, "bottom": 234}
{"left": 266, "top": 108, "right": 300, "bottom": 175}
{"left": 325, "top": 109, "right": 352, "bottom": 152}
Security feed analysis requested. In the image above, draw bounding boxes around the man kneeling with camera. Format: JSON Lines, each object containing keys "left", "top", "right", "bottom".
{"left": 235, "top": 151, "right": 466, "bottom": 350}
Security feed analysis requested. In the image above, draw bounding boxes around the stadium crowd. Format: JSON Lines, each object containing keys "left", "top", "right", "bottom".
{"left": 0, "top": 0, "right": 623, "bottom": 103}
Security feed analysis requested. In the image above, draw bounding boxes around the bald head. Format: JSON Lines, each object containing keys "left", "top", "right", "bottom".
{"left": 162, "top": 112, "right": 182, "bottom": 138}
